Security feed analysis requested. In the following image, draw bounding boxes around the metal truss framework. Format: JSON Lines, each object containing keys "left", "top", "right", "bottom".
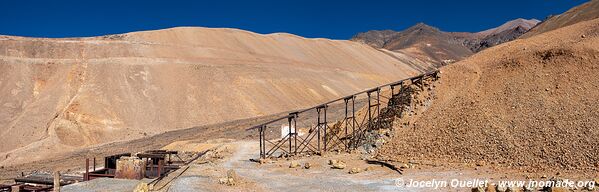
{"left": 253, "top": 70, "right": 439, "bottom": 159}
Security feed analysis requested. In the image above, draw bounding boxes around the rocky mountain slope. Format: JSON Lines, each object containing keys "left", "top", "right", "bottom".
{"left": 351, "top": 18, "right": 540, "bottom": 65}
{"left": 462, "top": 18, "right": 541, "bottom": 52}
{"left": 522, "top": 0, "right": 599, "bottom": 38}
{"left": 351, "top": 23, "right": 473, "bottom": 66}
{"left": 0, "top": 28, "right": 434, "bottom": 166}
{"left": 379, "top": 17, "right": 599, "bottom": 173}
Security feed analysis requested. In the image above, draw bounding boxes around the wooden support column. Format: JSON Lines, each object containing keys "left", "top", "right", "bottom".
{"left": 53, "top": 171, "right": 60, "bottom": 192}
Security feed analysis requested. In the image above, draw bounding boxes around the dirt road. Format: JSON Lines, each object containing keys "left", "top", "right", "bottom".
{"left": 167, "top": 141, "right": 402, "bottom": 191}
{"left": 165, "top": 140, "right": 512, "bottom": 192}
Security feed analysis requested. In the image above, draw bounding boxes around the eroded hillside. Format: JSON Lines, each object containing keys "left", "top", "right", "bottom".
{"left": 0, "top": 28, "right": 434, "bottom": 166}
{"left": 379, "top": 18, "right": 599, "bottom": 173}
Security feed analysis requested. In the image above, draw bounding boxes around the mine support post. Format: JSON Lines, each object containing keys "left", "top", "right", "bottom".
{"left": 376, "top": 88, "right": 381, "bottom": 130}
{"left": 293, "top": 113, "right": 298, "bottom": 154}
{"left": 259, "top": 125, "right": 264, "bottom": 159}
{"left": 288, "top": 112, "right": 299, "bottom": 155}
{"left": 157, "top": 160, "right": 163, "bottom": 178}
{"left": 85, "top": 158, "right": 89, "bottom": 181}
{"left": 351, "top": 95, "right": 355, "bottom": 149}
{"left": 316, "top": 106, "right": 325, "bottom": 153}
{"left": 367, "top": 91, "right": 372, "bottom": 131}
{"left": 53, "top": 171, "right": 60, "bottom": 192}
{"left": 343, "top": 96, "right": 354, "bottom": 150}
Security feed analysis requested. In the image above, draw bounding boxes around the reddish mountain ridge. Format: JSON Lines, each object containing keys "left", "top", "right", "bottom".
{"left": 351, "top": 18, "right": 540, "bottom": 65}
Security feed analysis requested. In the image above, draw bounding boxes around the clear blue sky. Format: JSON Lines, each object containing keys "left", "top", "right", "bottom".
{"left": 0, "top": 0, "right": 589, "bottom": 39}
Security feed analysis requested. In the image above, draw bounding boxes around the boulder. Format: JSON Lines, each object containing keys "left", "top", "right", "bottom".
{"left": 331, "top": 161, "right": 346, "bottom": 169}
{"left": 289, "top": 161, "right": 300, "bottom": 168}
{"left": 348, "top": 168, "right": 363, "bottom": 174}
{"left": 329, "top": 159, "right": 338, "bottom": 165}
{"left": 304, "top": 163, "right": 311, "bottom": 169}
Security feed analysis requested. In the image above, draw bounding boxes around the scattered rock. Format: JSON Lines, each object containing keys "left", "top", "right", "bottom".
{"left": 259, "top": 158, "right": 273, "bottom": 164}
{"left": 486, "top": 184, "right": 497, "bottom": 192}
{"left": 289, "top": 161, "right": 300, "bottom": 168}
{"left": 506, "top": 186, "right": 522, "bottom": 192}
{"left": 331, "top": 161, "right": 346, "bottom": 169}
{"left": 583, "top": 182, "right": 594, "bottom": 191}
{"left": 547, "top": 187, "right": 569, "bottom": 192}
{"left": 348, "top": 167, "right": 363, "bottom": 174}
{"left": 304, "top": 163, "right": 311, "bottom": 169}
{"left": 523, "top": 185, "right": 535, "bottom": 192}
{"left": 471, "top": 186, "right": 485, "bottom": 192}
{"left": 400, "top": 164, "right": 409, "bottom": 169}
{"left": 329, "top": 159, "right": 338, "bottom": 165}
{"left": 476, "top": 161, "right": 486, "bottom": 166}
{"left": 227, "top": 169, "right": 238, "bottom": 180}
{"left": 496, "top": 185, "right": 508, "bottom": 192}
{"left": 581, "top": 34, "right": 586, "bottom": 38}
{"left": 218, "top": 169, "right": 238, "bottom": 186}
{"left": 133, "top": 182, "right": 148, "bottom": 192}
{"left": 218, "top": 178, "right": 232, "bottom": 186}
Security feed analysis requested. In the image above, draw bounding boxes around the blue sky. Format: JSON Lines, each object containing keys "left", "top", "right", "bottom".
{"left": 0, "top": 0, "right": 589, "bottom": 39}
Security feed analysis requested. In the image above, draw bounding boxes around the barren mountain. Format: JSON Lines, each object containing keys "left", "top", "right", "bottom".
{"left": 476, "top": 18, "right": 540, "bottom": 37}
{"left": 462, "top": 18, "right": 540, "bottom": 52}
{"left": 379, "top": 17, "right": 599, "bottom": 172}
{"left": 522, "top": 0, "right": 599, "bottom": 38}
{"left": 0, "top": 28, "right": 434, "bottom": 166}
{"left": 352, "top": 18, "right": 540, "bottom": 65}
{"left": 352, "top": 23, "right": 473, "bottom": 66}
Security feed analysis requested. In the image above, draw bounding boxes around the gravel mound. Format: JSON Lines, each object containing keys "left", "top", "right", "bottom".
{"left": 378, "top": 18, "right": 599, "bottom": 172}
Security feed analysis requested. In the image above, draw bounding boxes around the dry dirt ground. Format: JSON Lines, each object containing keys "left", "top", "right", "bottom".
{"left": 0, "top": 113, "right": 279, "bottom": 182}
{"left": 147, "top": 138, "right": 596, "bottom": 192}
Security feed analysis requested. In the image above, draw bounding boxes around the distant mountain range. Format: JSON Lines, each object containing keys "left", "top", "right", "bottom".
{"left": 351, "top": 18, "right": 541, "bottom": 66}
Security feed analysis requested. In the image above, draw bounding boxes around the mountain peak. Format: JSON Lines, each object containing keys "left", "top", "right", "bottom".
{"left": 406, "top": 22, "right": 440, "bottom": 32}
{"left": 476, "top": 18, "right": 540, "bottom": 37}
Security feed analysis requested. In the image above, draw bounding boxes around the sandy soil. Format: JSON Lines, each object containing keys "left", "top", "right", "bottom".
{"left": 0, "top": 26, "right": 435, "bottom": 167}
